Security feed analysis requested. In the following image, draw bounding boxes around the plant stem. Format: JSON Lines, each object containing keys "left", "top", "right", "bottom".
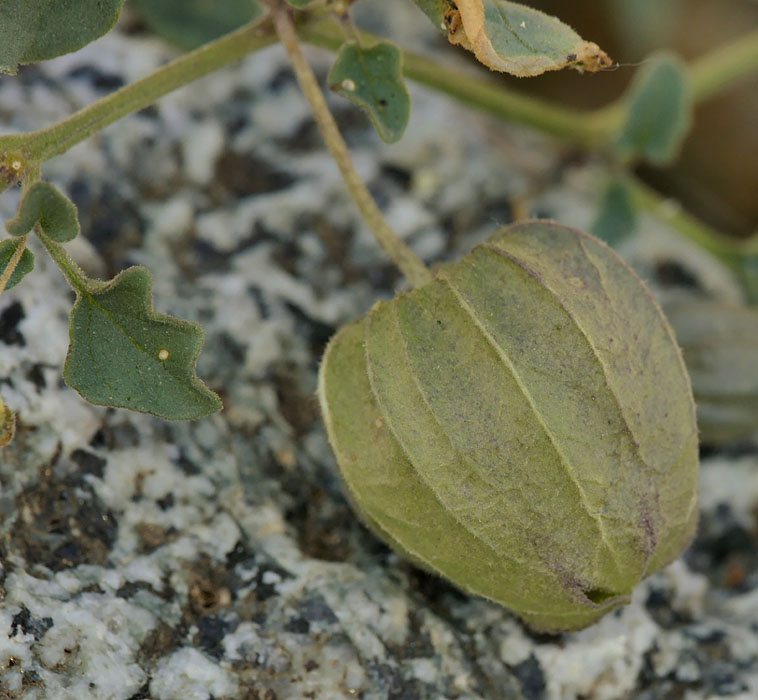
{"left": 690, "top": 29, "right": 758, "bottom": 102}
{"left": 273, "top": 6, "right": 432, "bottom": 288}
{"left": 0, "top": 20, "right": 277, "bottom": 163}
{"left": 35, "top": 228, "right": 90, "bottom": 296}
{"left": 0, "top": 235, "right": 28, "bottom": 298}
{"left": 627, "top": 176, "right": 758, "bottom": 301}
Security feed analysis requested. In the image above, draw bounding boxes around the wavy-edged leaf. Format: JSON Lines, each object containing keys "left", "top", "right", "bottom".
{"left": 444, "top": 0, "right": 612, "bottom": 76}
{"left": 328, "top": 41, "right": 410, "bottom": 144}
{"left": 0, "top": 239, "right": 34, "bottom": 290}
{"left": 133, "top": 0, "right": 265, "bottom": 50}
{"left": 615, "top": 52, "right": 692, "bottom": 164}
{"left": 319, "top": 221, "right": 699, "bottom": 632}
{"left": 64, "top": 265, "right": 221, "bottom": 420}
{"left": 6, "top": 181, "right": 80, "bottom": 242}
{"left": 0, "top": 0, "right": 125, "bottom": 74}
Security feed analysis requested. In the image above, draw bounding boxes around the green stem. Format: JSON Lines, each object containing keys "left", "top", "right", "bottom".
{"left": 690, "top": 29, "right": 758, "bottom": 102}
{"left": 274, "top": 6, "right": 432, "bottom": 287}
{"left": 35, "top": 227, "right": 90, "bottom": 295}
{"left": 627, "top": 176, "right": 758, "bottom": 300}
{"left": 0, "top": 20, "right": 277, "bottom": 163}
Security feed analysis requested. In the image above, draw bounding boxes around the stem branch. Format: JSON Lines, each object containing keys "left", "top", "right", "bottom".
{"left": 0, "top": 20, "right": 277, "bottom": 162}
{"left": 274, "top": 6, "right": 432, "bottom": 287}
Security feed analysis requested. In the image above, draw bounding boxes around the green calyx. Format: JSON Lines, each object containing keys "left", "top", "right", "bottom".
{"left": 318, "top": 220, "right": 699, "bottom": 632}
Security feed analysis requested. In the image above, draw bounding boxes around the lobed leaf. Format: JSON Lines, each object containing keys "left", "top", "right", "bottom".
{"left": 133, "top": 0, "right": 265, "bottom": 50}
{"left": 615, "top": 52, "right": 692, "bottom": 164}
{"left": 328, "top": 41, "right": 411, "bottom": 144}
{"left": 64, "top": 265, "right": 222, "bottom": 420}
{"left": 0, "top": 239, "right": 35, "bottom": 290}
{"left": 0, "top": 0, "right": 125, "bottom": 74}
{"left": 6, "top": 181, "right": 80, "bottom": 242}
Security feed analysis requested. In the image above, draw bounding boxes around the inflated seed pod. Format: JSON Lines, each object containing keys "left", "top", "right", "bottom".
{"left": 664, "top": 300, "right": 758, "bottom": 446}
{"left": 318, "top": 221, "right": 699, "bottom": 632}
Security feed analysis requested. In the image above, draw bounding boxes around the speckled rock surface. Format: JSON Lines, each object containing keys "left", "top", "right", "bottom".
{"left": 2, "top": 4, "right": 758, "bottom": 700}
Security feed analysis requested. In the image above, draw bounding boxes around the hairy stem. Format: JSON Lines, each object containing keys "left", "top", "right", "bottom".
{"left": 35, "top": 228, "right": 90, "bottom": 296}
{"left": 690, "top": 29, "right": 758, "bottom": 102}
{"left": 0, "top": 19, "right": 277, "bottom": 162}
{"left": 273, "top": 6, "right": 432, "bottom": 287}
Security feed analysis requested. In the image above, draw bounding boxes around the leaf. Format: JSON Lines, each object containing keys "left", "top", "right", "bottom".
{"left": 6, "top": 181, "right": 80, "bottom": 242}
{"left": 0, "top": 0, "right": 125, "bottom": 74}
{"left": 319, "top": 221, "right": 698, "bottom": 632}
{"left": 0, "top": 239, "right": 35, "bottom": 290}
{"left": 615, "top": 52, "right": 692, "bottom": 164}
{"left": 285, "top": 0, "right": 321, "bottom": 7}
{"left": 133, "top": 0, "right": 265, "bottom": 50}
{"left": 590, "top": 179, "right": 638, "bottom": 248}
{"left": 64, "top": 265, "right": 222, "bottom": 420}
{"left": 439, "top": 0, "right": 612, "bottom": 77}
{"left": 328, "top": 41, "right": 411, "bottom": 144}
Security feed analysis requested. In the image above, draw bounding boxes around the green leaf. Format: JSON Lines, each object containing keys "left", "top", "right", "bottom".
{"left": 590, "top": 179, "right": 638, "bottom": 248}
{"left": 431, "top": 0, "right": 612, "bottom": 76}
{"left": 0, "top": 0, "right": 125, "bottom": 74}
{"left": 615, "top": 52, "right": 692, "bottom": 164}
{"left": 328, "top": 41, "right": 411, "bottom": 144}
{"left": 6, "top": 181, "right": 80, "bottom": 242}
{"left": 285, "top": 0, "right": 321, "bottom": 7}
{"left": 133, "top": 0, "right": 265, "bottom": 50}
{"left": 64, "top": 266, "right": 222, "bottom": 420}
{"left": 0, "top": 239, "right": 34, "bottom": 290}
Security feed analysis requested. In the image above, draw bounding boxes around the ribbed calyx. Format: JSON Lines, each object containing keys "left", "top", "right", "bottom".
{"left": 318, "top": 221, "right": 699, "bottom": 632}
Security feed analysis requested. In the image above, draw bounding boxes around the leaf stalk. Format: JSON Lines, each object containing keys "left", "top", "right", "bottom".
{"left": 273, "top": 4, "right": 432, "bottom": 288}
